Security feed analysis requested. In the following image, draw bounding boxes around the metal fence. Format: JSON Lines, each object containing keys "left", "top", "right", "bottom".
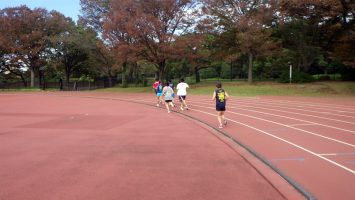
{"left": 0, "top": 78, "right": 117, "bottom": 91}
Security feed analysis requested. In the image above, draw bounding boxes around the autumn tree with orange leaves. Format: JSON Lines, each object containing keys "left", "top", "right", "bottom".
{"left": 0, "top": 6, "right": 72, "bottom": 87}
{"left": 81, "top": 0, "right": 199, "bottom": 81}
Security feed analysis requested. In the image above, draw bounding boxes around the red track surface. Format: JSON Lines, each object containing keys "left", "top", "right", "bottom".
{"left": 1, "top": 91, "right": 354, "bottom": 199}
{"left": 0, "top": 92, "right": 298, "bottom": 200}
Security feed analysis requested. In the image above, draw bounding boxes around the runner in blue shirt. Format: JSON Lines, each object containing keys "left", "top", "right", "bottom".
{"left": 156, "top": 81, "right": 163, "bottom": 107}
{"left": 212, "top": 81, "right": 230, "bottom": 128}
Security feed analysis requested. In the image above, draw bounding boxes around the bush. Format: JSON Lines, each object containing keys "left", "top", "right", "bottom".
{"left": 200, "top": 67, "right": 218, "bottom": 79}
{"left": 318, "top": 75, "right": 331, "bottom": 81}
{"left": 220, "top": 63, "right": 232, "bottom": 79}
{"left": 340, "top": 67, "right": 355, "bottom": 81}
{"left": 278, "top": 71, "right": 315, "bottom": 83}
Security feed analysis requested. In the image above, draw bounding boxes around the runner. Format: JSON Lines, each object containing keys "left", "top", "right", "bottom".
{"left": 176, "top": 78, "right": 189, "bottom": 111}
{"left": 168, "top": 79, "right": 176, "bottom": 106}
{"left": 163, "top": 82, "right": 175, "bottom": 113}
{"left": 212, "top": 81, "right": 230, "bottom": 129}
{"left": 152, "top": 78, "right": 159, "bottom": 94}
{"left": 156, "top": 81, "right": 163, "bottom": 107}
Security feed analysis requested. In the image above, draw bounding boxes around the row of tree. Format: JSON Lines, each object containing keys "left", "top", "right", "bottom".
{"left": 1, "top": 0, "right": 354, "bottom": 88}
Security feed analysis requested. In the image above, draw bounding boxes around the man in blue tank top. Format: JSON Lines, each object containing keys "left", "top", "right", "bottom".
{"left": 212, "top": 81, "right": 230, "bottom": 129}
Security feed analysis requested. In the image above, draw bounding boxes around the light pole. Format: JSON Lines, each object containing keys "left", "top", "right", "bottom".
{"left": 289, "top": 62, "right": 292, "bottom": 84}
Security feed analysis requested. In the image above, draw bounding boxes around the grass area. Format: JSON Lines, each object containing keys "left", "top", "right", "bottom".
{"left": 0, "top": 87, "right": 43, "bottom": 92}
{"left": 189, "top": 81, "right": 355, "bottom": 96}
{"left": 312, "top": 73, "right": 342, "bottom": 80}
{"left": 97, "top": 86, "right": 152, "bottom": 93}
{"left": 2, "top": 81, "right": 354, "bottom": 97}
{"left": 97, "top": 81, "right": 355, "bottom": 97}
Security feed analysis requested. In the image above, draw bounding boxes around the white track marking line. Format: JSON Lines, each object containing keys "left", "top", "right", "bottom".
{"left": 236, "top": 107, "right": 355, "bottom": 134}
{"left": 318, "top": 152, "right": 355, "bottom": 156}
{"left": 234, "top": 102, "right": 355, "bottom": 119}
{"left": 202, "top": 97, "right": 355, "bottom": 115}
{"left": 29, "top": 94, "right": 355, "bottom": 174}
{"left": 236, "top": 99, "right": 355, "bottom": 114}
{"left": 189, "top": 108, "right": 355, "bottom": 174}
{"left": 288, "top": 124, "right": 315, "bottom": 127}
{"left": 258, "top": 98, "right": 355, "bottom": 111}
{"left": 190, "top": 97, "right": 355, "bottom": 119}
{"left": 246, "top": 98, "right": 355, "bottom": 111}
{"left": 319, "top": 153, "right": 337, "bottom": 156}
{"left": 191, "top": 104, "right": 355, "bottom": 148}
{"left": 189, "top": 95, "right": 355, "bottom": 112}
{"left": 205, "top": 98, "right": 355, "bottom": 123}
{"left": 223, "top": 103, "right": 355, "bottom": 125}
{"left": 192, "top": 101, "right": 355, "bottom": 134}
{"left": 238, "top": 101, "right": 355, "bottom": 116}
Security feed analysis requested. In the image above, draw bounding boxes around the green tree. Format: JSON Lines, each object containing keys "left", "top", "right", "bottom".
{"left": 51, "top": 25, "right": 98, "bottom": 85}
{"left": 202, "top": 0, "right": 280, "bottom": 83}
{"left": 0, "top": 6, "right": 73, "bottom": 87}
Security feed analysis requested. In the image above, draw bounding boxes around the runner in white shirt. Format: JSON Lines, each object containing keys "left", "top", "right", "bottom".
{"left": 176, "top": 78, "right": 189, "bottom": 111}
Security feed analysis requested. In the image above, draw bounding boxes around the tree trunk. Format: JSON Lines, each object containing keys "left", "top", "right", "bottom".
{"left": 65, "top": 64, "right": 71, "bottom": 88}
{"left": 158, "top": 60, "right": 165, "bottom": 81}
{"left": 248, "top": 52, "right": 253, "bottom": 84}
{"left": 38, "top": 70, "right": 43, "bottom": 86}
{"left": 108, "top": 76, "right": 112, "bottom": 87}
{"left": 230, "top": 61, "right": 233, "bottom": 81}
{"left": 20, "top": 74, "right": 27, "bottom": 87}
{"left": 195, "top": 67, "right": 200, "bottom": 83}
{"left": 122, "top": 62, "right": 127, "bottom": 88}
{"left": 106, "top": 66, "right": 113, "bottom": 87}
{"left": 66, "top": 73, "right": 70, "bottom": 88}
{"left": 30, "top": 68, "right": 35, "bottom": 87}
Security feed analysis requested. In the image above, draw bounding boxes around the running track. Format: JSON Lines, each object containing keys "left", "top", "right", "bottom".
{"left": 74, "top": 92, "right": 355, "bottom": 200}
{"left": 1, "top": 92, "right": 355, "bottom": 199}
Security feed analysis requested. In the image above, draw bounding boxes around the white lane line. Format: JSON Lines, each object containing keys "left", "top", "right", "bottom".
{"left": 237, "top": 100, "right": 355, "bottom": 116}
{"left": 318, "top": 153, "right": 337, "bottom": 156}
{"left": 189, "top": 97, "right": 355, "bottom": 119}
{"left": 224, "top": 103, "right": 355, "bottom": 125}
{"left": 218, "top": 97, "right": 355, "bottom": 110}
{"left": 236, "top": 107, "right": 355, "bottom": 134}
{"left": 50, "top": 95, "right": 355, "bottom": 174}
{"left": 289, "top": 124, "right": 315, "bottom": 127}
{"left": 246, "top": 97, "right": 355, "bottom": 111}
{"left": 192, "top": 101, "right": 355, "bottom": 134}
{"left": 188, "top": 94, "right": 355, "bottom": 110}
{"left": 257, "top": 98, "right": 355, "bottom": 111}
{"left": 189, "top": 108, "right": 355, "bottom": 174}
{"left": 235, "top": 102, "right": 355, "bottom": 119}
{"left": 237, "top": 100, "right": 355, "bottom": 114}
{"left": 203, "top": 97, "right": 355, "bottom": 115}
{"left": 191, "top": 104, "right": 355, "bottom": 148}
{"left": 318, "top": 152, "right": 355, "bottom": 156}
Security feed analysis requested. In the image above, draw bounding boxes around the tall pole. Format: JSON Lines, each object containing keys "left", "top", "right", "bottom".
{"left": 289, "top": 63, "right": 292, "bottom": 84}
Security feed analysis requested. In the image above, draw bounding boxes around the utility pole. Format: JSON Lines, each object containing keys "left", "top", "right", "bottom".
{"left": 289, "top": 63, "right": 292, "bottom": 84}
